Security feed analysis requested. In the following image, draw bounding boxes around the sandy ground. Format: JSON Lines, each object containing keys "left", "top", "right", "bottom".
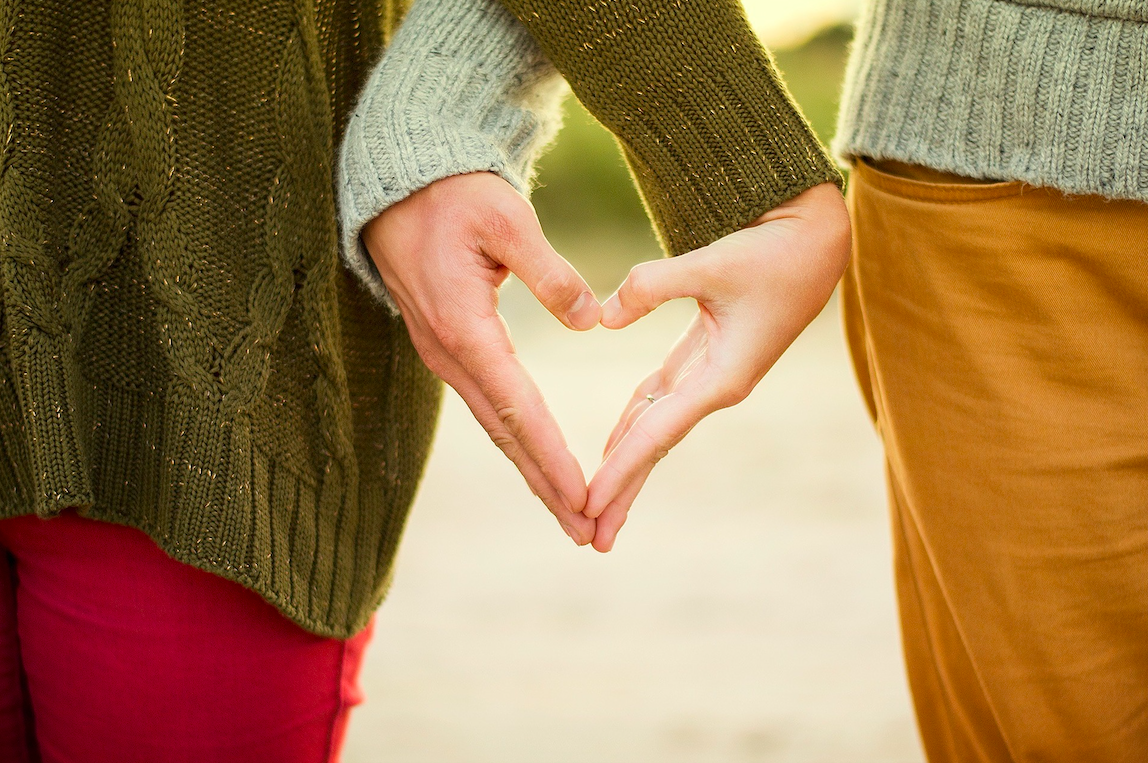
{"left": 342, "top": 281, "right": 925, "bottom": 763}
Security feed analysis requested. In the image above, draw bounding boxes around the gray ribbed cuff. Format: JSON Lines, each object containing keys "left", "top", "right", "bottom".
{"left": 335, "top": 0, "right": 567, "bottom": 312}
{"left": 834, "top": 0, "right": 1148, "bottom": 202}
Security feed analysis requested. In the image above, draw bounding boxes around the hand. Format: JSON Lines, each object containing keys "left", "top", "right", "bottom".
{"left": 586, "top": 183, "right": 852, "bottom": 551}
{"left": 360, "top": 172, "right": 602, "bottom": 545}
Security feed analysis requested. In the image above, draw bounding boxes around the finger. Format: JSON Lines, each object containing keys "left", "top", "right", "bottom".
{"left": 601, "top": 254, "right": 710, "bottom": 330}
{"left": 601, "top": 393, "right": 652, "bottom": 469}
{"left": 479, "top": 201, "right": 600, "bottom": 331}
{"left": 601, "top": 316, "right": 708, "bottom": 465}
{"left": 589, "top": 395, "right": 661, "bottom": 523}
{"left": 586, "top": 389, "right": 713, "bottom": 518}
{"left": 590, "top": 463, "right": 654, "bottom": 553}
{"left": 432, "top": 352, "right": 567, "bottom": 511}
{"left": 441, "top": 356, "right": 595, "bottom": 545}
{"left": 454, "top": 315, "right": 589, "bottom": 516}
{"left": 601, "top": 370, "right": 662, "bottom": 461}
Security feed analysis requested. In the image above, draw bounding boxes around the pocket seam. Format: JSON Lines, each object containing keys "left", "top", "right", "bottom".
{"left": 853, "top": 157, "right": 1029, "bottom": 204}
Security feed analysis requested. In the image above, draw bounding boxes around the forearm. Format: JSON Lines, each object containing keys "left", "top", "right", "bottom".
{"left": 496, "top": 0, "right": 843, "bottom": 256}
{"left": 336, "top": 0, "right": 568, "bottom": 308}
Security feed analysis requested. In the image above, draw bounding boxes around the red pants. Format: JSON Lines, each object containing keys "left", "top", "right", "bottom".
{"left": 0, "top": 511, "right": 373, "bottom": 763}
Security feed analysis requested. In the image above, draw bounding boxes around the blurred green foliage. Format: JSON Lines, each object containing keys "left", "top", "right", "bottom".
{"left": 531, "top": 23, "right": 854, "bottom": 292}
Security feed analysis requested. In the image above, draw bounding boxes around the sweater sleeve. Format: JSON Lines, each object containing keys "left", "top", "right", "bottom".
{"left": 335, "top": 0, "right": 568, "bottom": 309}
{"left": 496, "top": 0, "right": 843, "bottom": 257}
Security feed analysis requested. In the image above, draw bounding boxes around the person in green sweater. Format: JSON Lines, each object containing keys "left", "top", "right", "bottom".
{"left": 0, "top": 0, "right": 849, "bottom": 759}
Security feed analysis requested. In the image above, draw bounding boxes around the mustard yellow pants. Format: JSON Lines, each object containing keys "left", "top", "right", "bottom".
{"left": 843, "top": 159, "right": 1148, "bottom": 762}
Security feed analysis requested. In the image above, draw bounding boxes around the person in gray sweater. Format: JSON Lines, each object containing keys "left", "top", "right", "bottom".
{"left": 342, "top": 1, "right": 1145, "bottom": 760}
{"left": 832, "top": 2, "right": 1147, "bottom": 761}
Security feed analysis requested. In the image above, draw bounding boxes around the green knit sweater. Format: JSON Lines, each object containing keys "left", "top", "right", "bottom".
{"left": 0, "top": 0, "right": 837, "bottom": 637}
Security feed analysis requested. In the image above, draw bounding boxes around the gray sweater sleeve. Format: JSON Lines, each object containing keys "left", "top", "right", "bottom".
{"left": 335, "top": 0, "right": 568, "bottom": 310}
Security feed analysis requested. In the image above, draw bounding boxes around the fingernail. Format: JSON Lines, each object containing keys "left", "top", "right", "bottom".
{"left": 561, "top": 523, "right": 579, "bottom": 542}
{"left": 566, "top": 291, "right": 598, "bottom": 328}
{"left": 601, "top": 296, "right": 621, "bottom": 325}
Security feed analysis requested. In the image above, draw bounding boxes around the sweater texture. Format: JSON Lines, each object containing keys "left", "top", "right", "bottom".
{"left": 835, "top": 0, "right": 1148, "bottom": 201}
{"left": 0, "top": 0, "right": 837, "bottom": 637}
{"left": 500, "top": 0, "right": 845, "bottom": 257}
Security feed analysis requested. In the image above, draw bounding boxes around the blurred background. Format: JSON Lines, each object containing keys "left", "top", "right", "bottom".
{"left": 346, "top": 2, "right": 927, "bottom": 761}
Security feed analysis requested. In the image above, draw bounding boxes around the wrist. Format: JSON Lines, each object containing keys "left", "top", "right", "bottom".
{"left": 335, "top": 0, "right": 568, "bottom": 309}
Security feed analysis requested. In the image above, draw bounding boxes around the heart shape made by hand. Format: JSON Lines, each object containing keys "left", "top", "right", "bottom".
{"left": 362, "top": 173, "right": 851, "bottom": 552}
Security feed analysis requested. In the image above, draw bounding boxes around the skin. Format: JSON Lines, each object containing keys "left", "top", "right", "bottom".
{"left": 587, "top": 182, "right": 852, "bottom": 551}
{"left": 362, "top": 173, "right": 851, "bottom": 552}
{"left": 362, "top": 172, "right": 601, "bottom": 545}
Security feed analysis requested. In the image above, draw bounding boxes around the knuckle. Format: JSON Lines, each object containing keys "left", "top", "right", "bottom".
{"left": 494, "top": 404, "right": 525, "bottom": 435}
{"left": 488, "top": 429, "right": 518, "bottom": 455}
{"left": 437, "top": 331, "right": 465, "bottom": 358}
{"left": 407, "top": 330, "right": 451, "bottom": 371}
{"left": 426, "top": 313, "right": 471, "bottom": 358}
{"left": 418, "top": 350, "right": 451, "bottom": 380}
{"left": 534, "top": 267, "right": 581, "bottom": 308}
{"left": 424, "top": 312, "right": 453, "bottom": 343}
{"left": 714, "top": 379, "right": 755, "bottom": 409}
{"left": 625, "top": 264, "right": 657, "bottom": 307}
{"left": 478, "top": 196, "right": 532, "bottom": 246}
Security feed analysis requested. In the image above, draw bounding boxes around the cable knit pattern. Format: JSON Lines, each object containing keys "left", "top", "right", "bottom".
{"left": 835, "top": 0, "right": 1148, "bottom": 201}
{"left": 0, "top": 0, "right": 838, "bottom": 637}
{"left": 0, "top": 1, "right": 95, "bottom": 512}
{"left": 337, "top": 0, "right": 567, "bottom": 311}
{"left": 0, "top": 0, "right": 427, "bottom": 637}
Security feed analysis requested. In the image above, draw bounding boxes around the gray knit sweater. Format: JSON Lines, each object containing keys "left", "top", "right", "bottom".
{"left": 835, "top": 0, "right": 1148, "bottom": 201}
{"left": 336, "top": 0, "right": 564, "bottom": 309}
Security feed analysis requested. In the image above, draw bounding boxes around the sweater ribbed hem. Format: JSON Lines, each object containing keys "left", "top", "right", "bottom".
{"left": 0, "top": 371, "right": 437, "bottom": 640}
{"left": 835, "top": 0, "right": 1148, "bottom": 202}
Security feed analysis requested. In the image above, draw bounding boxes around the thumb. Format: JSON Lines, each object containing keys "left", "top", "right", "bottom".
{"left": 601, "top": 253, "right": 710, "bottom": 330}
{"left": 480, "top": 201, "right": 600, "bottom": 331}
